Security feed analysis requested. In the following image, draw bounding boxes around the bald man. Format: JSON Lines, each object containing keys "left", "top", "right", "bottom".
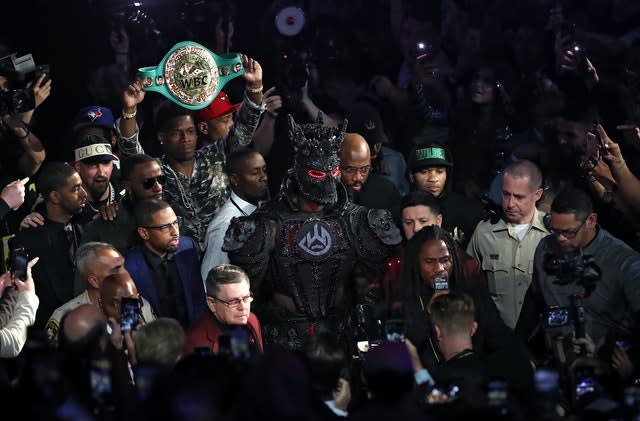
{"left": 47, "top": 243, "right": 155, "bottom": 347}
{"left": 100, "top": 272, "right": 156, "bottom": 331}
{"left": 59, "top": 303, "right": 106, "bottom": 346}
{"left": 339, "top": 133, "right": 401, "bottom": 219}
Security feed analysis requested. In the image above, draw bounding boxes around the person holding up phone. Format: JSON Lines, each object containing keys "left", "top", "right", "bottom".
{"left": 0, "top": 256, "right": 39, "bottom": 358}
{"left": 99, "top": 272, "right": 156, "bottom": 365}
{"left": 591, "top": 124, "right": 640, "bottom": 215}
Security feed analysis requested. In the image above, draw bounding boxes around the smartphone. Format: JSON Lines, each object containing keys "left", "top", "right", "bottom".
{"left": 543, "top": 306, "right": 571, "bottom": 330}
{"left": 120, "top": 297, "right": 141, "bottom": 332}
{"left": 426, "top": 384, "right": 460, "bottom": 404}
{"left": 585, "top": 130, "right": 603, "bottom": 160}
{"left": 90, "top": 355, "right": 112, "bottom": 404}
{"left": 416, "top": 40, "right": 433, "bottom": 61}
{"left": 231, "top": 328, "right": 250, "bottom": 360}
{"left": 134, "top": 365, "right": 157, "bottom": 401}
{"left": 385, "top": 319, "right": 406, "bottom": 343}
{"left": 571, "top": 44, "right": 589, "bottom": 74}
{"left": 617, "top": 340, "right": 631, "bottom": 352}
{"left": 9, "top": 247, "right": 28, "bottom": 281}
{"left": 218, "top": 334, "right": 232, "bottom": 357}
{"left": 487, "top": 380, "right": 508, "bottom": 406}
{"left": 574, "top": 367, "right": 596, "bottom": 400}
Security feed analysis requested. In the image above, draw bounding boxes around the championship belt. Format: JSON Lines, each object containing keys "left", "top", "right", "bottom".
{"left": 137, "top": 41, "right": 245, "bottom": 110}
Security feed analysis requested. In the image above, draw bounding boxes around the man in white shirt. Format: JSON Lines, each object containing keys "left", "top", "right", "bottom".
{"left": 467, "top": 160, "right": 550, "bottom": 329}
{"left": 200, "top": 149, "right": 268, "bottom": 280}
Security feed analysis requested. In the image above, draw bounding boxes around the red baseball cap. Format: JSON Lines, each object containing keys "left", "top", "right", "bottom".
{"left": 196, "top": 91, "right": 241, "bottom": 122}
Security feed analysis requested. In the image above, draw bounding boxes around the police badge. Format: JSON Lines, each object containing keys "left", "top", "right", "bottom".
{"left": 137, "top": 41, "right": 245, "bottom": 110}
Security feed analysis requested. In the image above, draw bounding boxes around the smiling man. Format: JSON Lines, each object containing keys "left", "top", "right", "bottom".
{"left": 124, "top": 199, "right": 206, "bottom": 328}
{"left": 467, "top": 160, "right": 550, "bottom": 329}
{"left": 73, "top": 134, "right": 121, "bottom": 225}
{"left": 185, "top": 264, "right": 263, "bottom": 355}
{"left": 339, "top": 133, "right": 401, "bottom": 219}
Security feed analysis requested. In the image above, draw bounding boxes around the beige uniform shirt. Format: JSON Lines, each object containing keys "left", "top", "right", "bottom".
{"left": 46, "top": 290, "right": 157, "bottom": 347}
{"left": 467, "top": 208, "right": 550, "bottom": 329}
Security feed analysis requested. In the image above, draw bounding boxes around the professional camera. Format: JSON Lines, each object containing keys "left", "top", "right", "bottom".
{"left": 543, "top": 251, "right": 601, "bottom": 296}
{"left": 543, "top": 294, "right": 586, "bottom": 339}
{"left": 0, "top": 52, "right": 47, "bottom": 115}
{"left": 0, "top": 89, "right": 35, "bottom": 115}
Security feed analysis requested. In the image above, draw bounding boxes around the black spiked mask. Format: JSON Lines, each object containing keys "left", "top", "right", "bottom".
{"left": 288, "top": 114, "right": 347, "bottom": 206}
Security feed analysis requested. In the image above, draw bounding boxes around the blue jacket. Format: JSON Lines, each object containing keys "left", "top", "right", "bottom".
{"left": 125, "top": 236, "right": 206, "bottom": 326}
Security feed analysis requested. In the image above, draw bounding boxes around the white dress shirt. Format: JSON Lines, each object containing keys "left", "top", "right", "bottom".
{"left": 201, "top": 191, "right": 257, "bottom": 282}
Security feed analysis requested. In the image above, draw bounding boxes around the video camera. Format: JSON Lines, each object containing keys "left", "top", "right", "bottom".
{"left": 0, "top": 52, "right": 48, "bottom": 115}
{"left": 543, "top": 251, "right": 601, "bottom": 296}
{"left": 542, "top": 251, "right": 599, "bottom": 338}
{"left": 543, "top": 294, "right": 586, "bottom": 339}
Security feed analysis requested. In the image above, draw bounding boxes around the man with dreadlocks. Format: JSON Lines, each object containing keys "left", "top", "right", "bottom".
{"left": 400, "top": 225, "right": 532, "bottom": 395}
{"left": 223, "top": 115, "right": 401, "bottom": 350}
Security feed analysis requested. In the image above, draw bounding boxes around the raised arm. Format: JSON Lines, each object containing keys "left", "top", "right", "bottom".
{"left": 224, "top": 54, "right": 266, "bottom": 153}
{"left": 117, "top": 81, "right": 146, "bottom": 157}
{"left": 2, "top": 114, "right": 45, "bottom": 176}
{"left": 598, "top": 125, "right": 640, "bottom": 213}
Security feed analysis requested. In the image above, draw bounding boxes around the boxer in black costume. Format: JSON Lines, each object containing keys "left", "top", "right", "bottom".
{"left": 224, "top": 115, "right": 401, "bottom": 350}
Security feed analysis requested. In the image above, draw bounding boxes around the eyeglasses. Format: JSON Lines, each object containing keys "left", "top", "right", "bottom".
{"left": 550, "top": 219, "right": 587, "bottom": 239}
{"left": 213, "top": 292, "right": 254, "bottom": 308}
{"left": 340, "top": 166, "right": 372, "bottom": 176}
{"left": 142, "top": 216, "right": 182, "bottom": 232}
{"left": 142, "top": 175, "right": 167, "bottom": 189}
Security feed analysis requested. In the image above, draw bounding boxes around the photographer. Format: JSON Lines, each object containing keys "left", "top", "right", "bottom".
{"left": 517, "top": 187, "right": 640, "bottom": 351}
{"left": 0, "top": 56, "right": 49, "bottom": 179}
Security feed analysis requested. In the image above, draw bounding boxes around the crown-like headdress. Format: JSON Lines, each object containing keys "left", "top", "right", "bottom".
{"left": 287, "top": 113, "right": 347, "bottom": 161}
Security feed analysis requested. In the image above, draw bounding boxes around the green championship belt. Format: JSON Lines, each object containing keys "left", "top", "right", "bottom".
{"left": 137, "top": 41, "right": 245, "bottom": 110}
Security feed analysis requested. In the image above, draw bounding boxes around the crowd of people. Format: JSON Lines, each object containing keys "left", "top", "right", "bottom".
{"left": 1, "top": 0, "right": 640, "bottom": 419}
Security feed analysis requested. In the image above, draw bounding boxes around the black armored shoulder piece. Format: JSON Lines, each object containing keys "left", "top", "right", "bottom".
{"left": 367, "top": 208, "right": 402, "bottom": 246}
